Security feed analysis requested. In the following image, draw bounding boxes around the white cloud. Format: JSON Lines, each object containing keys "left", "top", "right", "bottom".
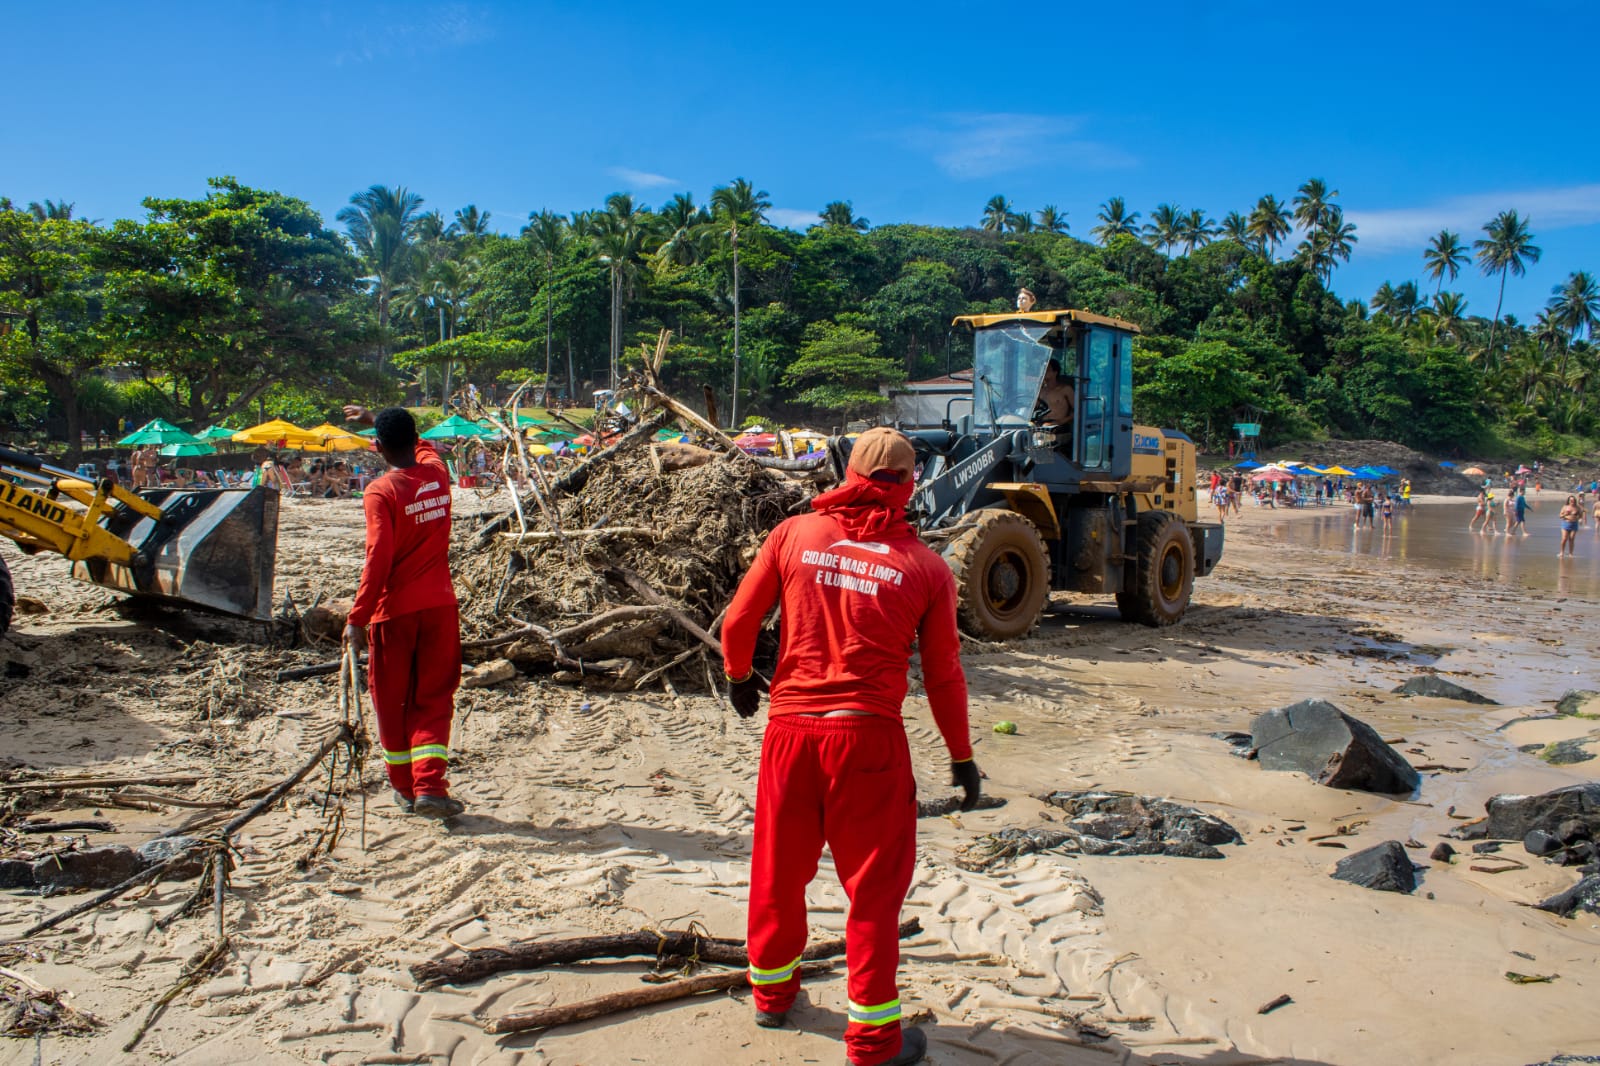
{"left": 767, "top": 207, "right": 818, "bottom": 230}
{"left": 1347, "top": 184, "right": 1600, "bottom": 253}
{"left": 607, "top": 167, "right": 678, "bottom": 189}
{"left": 901, "top": 112, "right": 1136, "bottom": 180}
{"left": 334, "top": 4, "right": 492, "bottom": 65}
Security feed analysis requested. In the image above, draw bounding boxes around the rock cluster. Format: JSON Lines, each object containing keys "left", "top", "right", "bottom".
{"left": 4, "top": 836, "right": 207, "bottom": 893}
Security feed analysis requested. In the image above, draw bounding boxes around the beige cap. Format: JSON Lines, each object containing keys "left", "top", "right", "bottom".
{"left": 848, "top": 427, "right": 916, "bottom": 483}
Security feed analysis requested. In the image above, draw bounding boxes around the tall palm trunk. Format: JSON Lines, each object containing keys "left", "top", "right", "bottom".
{"left": 730, "top": 224, "right": 741, "bottom": 428}
{"left": 542, "top": 254, "right": 554, "bottom": 405}
{"left": 1487, "top": 270, "right": 1507, "bottom": 364}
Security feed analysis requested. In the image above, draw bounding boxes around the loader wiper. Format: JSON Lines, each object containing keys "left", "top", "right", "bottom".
{"left": 977, "top": 374, "right": 1002, "bottom": 433}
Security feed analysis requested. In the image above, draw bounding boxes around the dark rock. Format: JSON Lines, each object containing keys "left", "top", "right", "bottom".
{"left": 0, "top": 859, "right": 35, "bottom": 889}
{"left": 1251, "top": 700, "right": 1421, "bottom": 794}
{"left": 1391, "top": 675, "right": 1498, "bottom": 704}
{"left": 31, "top": 845, "right": 144, "bottom": 891}
{"left": 1538, "top": 738, "right": 1597, "bottom": 765}
{"left": 1331, "top": 841, "right": 1418, "bottom": 894}
{"left": 1533, "top": 875, "right": 1600, "bottom": 919}
{"left": 1445, "top": 820, "right": 1489, "bottom": 840}
{"left": 3, "top": 660, "right": 28, "bottom": 679}
{"left": 1485, "top": 784, "right": 1600, "bottom": 842}
{"left": 1557, "top": 819, "right": 1592, "bottom": 844}
{"left": 1526, "top": 830, "right": 1563, "bottom": 857}
{"left": 1429, "top": 842, "right": 1455, "bottom": 862}
{"left": 1555, "top": 689, "right": 1600, "bottom": 716}
{"left": 1558, "top": 841, "right": 1598, "bottom": 867}
{"left": 1523, "top": 1055, "right": 1600, "bottom": 1066}
{"left": 956, "top": 792, "right": 1244, "bottom": 871}
{"left": 1211, "top": 731, "right": 1255, "bottom": 758}
{"left": 1518, "top": 743, "right": 1546, "bottom": 754}
{"left": 1472, "top": 841, "right": 1502, "bottom": 854}
{"left": 135, "top": 837, "right": 206, "bottom": 880}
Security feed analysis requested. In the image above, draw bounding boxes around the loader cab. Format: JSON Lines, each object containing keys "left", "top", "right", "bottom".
{"left": 956, "top": 309, "right": 1138, "bottom": 480}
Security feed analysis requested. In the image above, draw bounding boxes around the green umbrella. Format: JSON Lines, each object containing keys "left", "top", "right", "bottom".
{"left": 357, "top": 427, "right": 377, "bottom": 437}
{"left": 197, "top": 425, "right": 240, "bottom": 441}
{"left": 117, "top": 418, "right": 199, "bottom": 446}
{"left": 158, "top": 440, "right": 217, "bottom": 457}
{"left": 421, "top": 414, "right": 496, "bottom": 440}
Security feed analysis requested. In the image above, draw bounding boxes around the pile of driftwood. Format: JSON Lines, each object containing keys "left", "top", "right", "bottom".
{"left": 454, "top": 337, "right": 831, "bottom": 690}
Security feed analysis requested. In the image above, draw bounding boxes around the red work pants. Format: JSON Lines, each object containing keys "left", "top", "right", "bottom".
{"left": 747, "top": 714, "right": 916, "bottom": 1066}
{"left": 368, "top": 603, "right": 461, "bottom": 799}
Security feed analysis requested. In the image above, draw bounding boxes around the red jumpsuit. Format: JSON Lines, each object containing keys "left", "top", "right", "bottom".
{"left": 349, "top": 443, "right": 460, "bottom": 800}
{"left": 723, "top": 474, "right": 970, "bottom": 1066}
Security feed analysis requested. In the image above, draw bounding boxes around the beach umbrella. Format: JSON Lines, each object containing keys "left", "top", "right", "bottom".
{"left": 525, "top": 442, "right": 553, "bottom": 457}
{"left": 158, "top": 440, "right": 216, "bottom": 457}
{"left": 197, "top": 425, "right": 240, "bottom": 441}
{"left": 1251, "top": 469, "right": 1295, "bottom": 483}
{"left": 1462, "top": 466, "right": 1486, "bottom": 477}
{"left": 1299, "top": 465, "right": 1327, "bottom": 475}
{"left": 1515, "top": 465, "right": 1533, "bottom": 475}
{"left": 1439, "top": 460, "right": 1456, "bottom": 468}
{"left": 1321, "top": 465, "right": 1356, "bottom": 476}
{"left": 357, "top": 427, "right": 376, "bottom": 437}
{"left": 232, "top": 419, "right": 322, "bottom": 447}
{"left": 1234, "top": 459, "right": 1262, "bottom": 470}
{"left": 296, "top": 422, "right": 370, "bottom": 452}
{"left": 1373, "top": 465, "right": 1400, "bottom": 476}
{"left": 421, "top": 414, "right": 496, "bottom": 440}
{"left": 118, "top": 419, "right": 199, "bottom": 446}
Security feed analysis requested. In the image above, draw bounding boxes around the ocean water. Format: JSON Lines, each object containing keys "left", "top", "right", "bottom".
{"left": 1253, "top": 497, "right": 1600, "bottom": 600}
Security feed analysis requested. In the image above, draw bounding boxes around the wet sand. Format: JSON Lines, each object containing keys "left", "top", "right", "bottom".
{"left": 2, "top": 492, "right": 1599, "bottom": 1065}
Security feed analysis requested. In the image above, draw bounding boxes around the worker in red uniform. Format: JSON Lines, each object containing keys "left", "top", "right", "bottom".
{"left": 341, "top": 406, "right": 464, "bottom": 819}
{"left": 723, "top": 427, "right": 979, "bottom": 1066}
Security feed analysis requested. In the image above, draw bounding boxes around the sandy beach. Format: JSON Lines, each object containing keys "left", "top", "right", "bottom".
{"left": 3, "top": 491, "right": 1598, "bottom": 1066}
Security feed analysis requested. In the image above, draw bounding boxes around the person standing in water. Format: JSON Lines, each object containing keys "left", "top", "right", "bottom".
{"left": 1380, "top": 490, "right": 1395, "bottom": 533}
{"left": 1559, "top": 495, "right": 1582, "bottom": 557}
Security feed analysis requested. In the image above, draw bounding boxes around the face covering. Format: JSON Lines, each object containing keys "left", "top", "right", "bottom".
{"left": 810, "top": 468, "right": 916, "bottom": 540}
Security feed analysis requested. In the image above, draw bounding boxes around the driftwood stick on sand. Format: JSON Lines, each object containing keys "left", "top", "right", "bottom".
{"left": 0, "top": 775, "right": 203, "bottom": 794}
{"left": 414, "top": 916, "right": 919, "bottom": 990}
{"left": 484, "top": 961, "right": 835, "bottom": 1035}
{"left": 462, "top": 605, "right": 669, "bottom": 653}
{"left": 122, "top": 937, "right": 230, "bottom": 1052}
{"left": 16, "top": 724, "right": 352, "bottom": 940}
{"left": 612, "top": 566, "right": 723, "bottom": 656}
{"left": 275, "top": 657, "right": 367, "bottom": 683}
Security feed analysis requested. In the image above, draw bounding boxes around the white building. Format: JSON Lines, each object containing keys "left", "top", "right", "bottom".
{"left": 882, "top": 369, "right": 973, "bottom": 429}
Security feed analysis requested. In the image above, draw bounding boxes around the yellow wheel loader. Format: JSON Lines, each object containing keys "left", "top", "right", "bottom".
{"left": 0, "top": 445, "right": 278, "bottom": 633}
{"left": 832, "top": 308, "right": 1223, "bottom": 639}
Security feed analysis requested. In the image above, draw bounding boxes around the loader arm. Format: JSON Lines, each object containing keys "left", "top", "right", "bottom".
{"left": 0, "top": 445, "right": 278, "bottom": 619}
{"left": 910, "top": 429, "right": 1027, "bottom": 529}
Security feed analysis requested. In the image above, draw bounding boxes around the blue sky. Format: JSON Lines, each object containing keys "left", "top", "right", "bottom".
{"left": 6, "top": 1, "right": 1597, "bottom": 321}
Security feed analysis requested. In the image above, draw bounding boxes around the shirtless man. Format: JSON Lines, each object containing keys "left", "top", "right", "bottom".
{"left": 1038, "top": 359, "right": 1074, "bottom": 426}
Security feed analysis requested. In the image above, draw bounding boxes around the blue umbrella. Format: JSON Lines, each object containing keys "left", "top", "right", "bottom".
{"left": 1373, "top": 465, "right": 1399, "bottom": 476}
{"left": 1439, "top": 460, "right": 1456, "bottom": 468}
{"left": 1235, "top": 459, "right": 1262, "bottom": 470}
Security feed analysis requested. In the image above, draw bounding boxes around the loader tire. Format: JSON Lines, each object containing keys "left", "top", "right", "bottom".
{"left": 944, "top": 511, "right": 1050, "bottom": 640}
{"left": 1116, "top": 513, "right": 1194, "bottom": 627}
{"left": 0, "top": 550, "right": 12, "bottom": 637}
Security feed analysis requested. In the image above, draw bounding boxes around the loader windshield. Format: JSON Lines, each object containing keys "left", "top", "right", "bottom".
{"left": 971, "top": 322, "right": 1053, "bottom": 432}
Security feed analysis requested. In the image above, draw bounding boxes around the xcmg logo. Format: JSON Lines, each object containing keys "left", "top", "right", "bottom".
{"left": 1133, "top": 433, "right": 1162, "bottom": 454}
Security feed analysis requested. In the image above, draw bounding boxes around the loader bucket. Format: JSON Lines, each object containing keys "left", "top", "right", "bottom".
{"left": 72, "top": 487, "right": 279, "bottom": 620}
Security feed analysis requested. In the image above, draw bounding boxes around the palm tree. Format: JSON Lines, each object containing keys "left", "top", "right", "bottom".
{"left": 710, "top": 178, "right": 771, "bottom": 427}
{"left": 1550, "top": 270, "right": 1600, "bottom": 380}
{"left": 1291, "top": 178, "right": 1337, "bottom": 235}
{"left": 1297, "top": 205, "right": 1357, "bottom": 283}
{"left": 657, "top": 193, "right": 710, "bottom": 265}
{"left": 1431, "top": 292, "right": 1469, "bottom": 346}
{"left": 1143, "top": 203, "right": 1184, "bottom": 256}
{"left": 1473, "top": 209, "right": 1541, "bottom": 359}
{"left": 1092, "top": 197, "right": 1140, "bottom": 244}
{"left": 1220, "top": 211, "right": 1251, "bottom": 245}
{"left": 1179, "top": 208, "right": 1217, "bottom": 254}
{"left": 590, "top": 193, "right": 655, "bottom": 388}
{"left": 338, "top": 184, "right": 426, "bottom": 367}
{"left": 1035, "top": 205, "right": 1068, "bottom": 234}
{"left": 819, "top": 200, "right": 869, "bottom": 231}
{"left": 27, "top": 200, "right": 75, "bottom": 221}
{"left": 1247, "top": 194, "right": 1292, "bottom": 260}
{"left": 981, "top": 195, "right": 1014, "bottom": 233}
{"left": 1392, "top": 281, "right": 1422, "bottom": 328}
{"left": 453, "top": 204, "right": 492, "bottom": 239}
{"left": 1422, "top": 230, "right": 1468, "bottom": 295}
{"left": 1530, "top": 309, "right": 1568, "bottom": 404}
{"left": 1371, "top": 281, "right": 1398, "bottom": 319}
{"left": 522, "top": 209, "right": 568, "bottom": 401}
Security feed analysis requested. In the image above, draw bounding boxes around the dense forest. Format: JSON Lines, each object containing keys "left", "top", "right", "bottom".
{"left": 2, "top": 176, "right": 1596, "bottom": 461}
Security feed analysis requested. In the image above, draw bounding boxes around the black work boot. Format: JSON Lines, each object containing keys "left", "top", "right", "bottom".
{"left": 755, "top": 1009, "right": 788, "bottom": 1028}
{"left": 852, "top": 1027, "right": 926, "bottom": 1065}
{"left": 392, "top": 790, "right": 415, "bottom": 813}
{"left": 415, "top": 795, "right": 465, "bottom": 819}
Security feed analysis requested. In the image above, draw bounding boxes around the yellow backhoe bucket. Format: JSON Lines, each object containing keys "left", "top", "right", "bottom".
{"left": 1, "top": 446, "right": 279, "bottom": 620}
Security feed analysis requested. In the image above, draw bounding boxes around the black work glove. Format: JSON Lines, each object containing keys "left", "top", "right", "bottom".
{"left": 727, "top": 672, "right": 767, "bottom": 718}
{"left": 951, "top": 759, "right": 982, "bottom": 812}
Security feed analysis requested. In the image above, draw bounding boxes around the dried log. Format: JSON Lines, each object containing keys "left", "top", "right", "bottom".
{"left": 497, "top": 527, "right": 658, "bottom": 542}
{"left": 463, "top": 606, "right": 669, "bottom": 653}
{"left": 18, "top": 820, "right": 113, "bottom": 834}
{"left": 751, "top": 453, "right": 829, "bottom": 473}
{"left": 640, "top": 385, "right": 755, "bottom": 467}
{"left": 275, "top": 656, "right": 366, "bottom": 683}
{"left": 412, "top": 916, "right": 920, "bottom": 989}
{"left": 612, "top": 567, "right": 723, "bottom": 656}
{"left": 0, "top": 775, "right": 201, "bottom": 794}
{"left": 485, "top": 960, "right": 834, "bottom": 1034}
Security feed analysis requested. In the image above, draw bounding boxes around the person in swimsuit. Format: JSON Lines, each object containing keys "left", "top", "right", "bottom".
{"left": 1380, "top": 491, "right": 1394, "bottom": 533}
{"left": 1559, "top": 495, "right": 1582, "bottom": 557}
{"left": 1511, "top": 488, "right": 1529, "bottom": 536}
{"left": 1482, "top": 484, "right": 1501, "bottom": 535}
{"left": 1469, "top": 488, "right": 1489, "bottom": 533}
{"left": 1502, "top": 490, "right": 1517, "bottom": 535}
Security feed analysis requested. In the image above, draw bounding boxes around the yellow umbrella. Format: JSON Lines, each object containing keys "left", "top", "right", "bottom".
{"left": 232, "top": 418, "right": 322, "bottom": 447}
{"left": 1321, "top": 465, "right": 1356, "bottom": 476}
{"left": 300, "top": 422, "right": 370, "bottom": 452}
{"left": 525, "top": 442, "right": 553, "bottom": 457}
